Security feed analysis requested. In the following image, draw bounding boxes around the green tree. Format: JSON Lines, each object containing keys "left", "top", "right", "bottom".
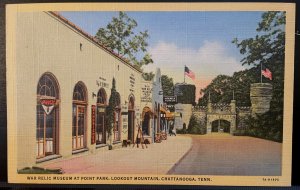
{"left": 105, "top": 78, "right": 119, "bottom": 142}
{"left": 161, "top": 75, "right": 175, "bottom": 111}
{"left": 187, "top": 115, "right": 200, "bottom": 134}
{"left": 233, "top": 11, "right": 285, "bottom": 142}
{"left": 161, "top": 75, "right": 174, "bottom": 96}
{"left": 142, "top": 71, "right": 155, "bottom": 81}
{"left": 198, "top": 12, "right": 285, "bottom": 142}
{"left": 198, "top": 68, "right": 258, "bottom": 107}
{"left": 232, "top": 11, "right": 285, "bottom": 112}
{"left": 95, "top": 11, "right": 153, "bottom": 69}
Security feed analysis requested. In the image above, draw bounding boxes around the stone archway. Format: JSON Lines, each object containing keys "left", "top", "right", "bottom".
{"left": 211, "top": 119, "right": 231, "bottom": 133}
{"left": 206, "top": 114, "right": 236, "bottom": 135}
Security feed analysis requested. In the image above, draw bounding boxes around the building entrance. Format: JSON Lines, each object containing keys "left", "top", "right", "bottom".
{"left": 72, "top": 105, "right": 86, "bottom": 150}
{"left": 211, "top": 119, "right": 231, "bottom": 133}
{"left": 72, "top": 82, "right": 87, "bottom": 151}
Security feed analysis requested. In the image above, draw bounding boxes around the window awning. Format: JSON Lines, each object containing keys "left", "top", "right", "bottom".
{"left": 160, "top": 106, "right": 167, "bottom": 113}
{"left": 142, "top": 106, "right": 153, "bottom": 114}
{"left": 166, "top": 112, "right": 175, "bottom": 119}
{"left": 142, "top": 106, "right": 154, "bottom": 119}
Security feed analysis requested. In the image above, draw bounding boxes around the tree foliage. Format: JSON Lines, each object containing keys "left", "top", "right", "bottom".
{"left": 186, "top": 115, "right": 206, "bottom": 135}
{"left": 142, "top": 71, "right": 155, "bottom": 81}
{"left": 187, "top": 115, "right": 199, "bottom": 134}
{"left": 232, "top": 11, "right": 285, "bottom": 112}
{"left": 233, "top": 11, "right": 285, "bottom": 142}
{"left": 198, "top": 68, "right": 259, "bottom": 106}
{"left": 199, "top": 11, "right": 285, "bottom": 142}
{"left": 161, "top": 75, "right": 174, "bottom": 96}
{"left": 106, "top": 78, "right": 119, "bottom": 138}
{"left": 199, "top": 11, "right": 285, "bottom": 108}
{"left": 95, "top": 11, "right": 153, "bottom": 69}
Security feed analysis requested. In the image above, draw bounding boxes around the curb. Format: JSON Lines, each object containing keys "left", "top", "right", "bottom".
{"left": 166, "top": 137, "right": 193, "bottom": 175}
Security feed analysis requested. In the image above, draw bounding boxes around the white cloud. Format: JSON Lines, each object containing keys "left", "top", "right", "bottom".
{"left": 144, "top": 40, "right": 245, "bottom": 100}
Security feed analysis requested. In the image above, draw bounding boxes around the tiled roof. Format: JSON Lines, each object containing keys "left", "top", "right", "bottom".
{"left": 48, "top": 11, "right": 142, "bottom": 73}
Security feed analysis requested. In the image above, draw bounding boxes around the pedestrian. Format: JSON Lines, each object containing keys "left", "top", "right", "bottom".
{"left": 169, "top": 126, "right": 173, "bottom": 136}
{"left": 172, "top": 127, "right": 176, "bottom": 136}
{"left": 183, "top": 123, "right": 187, "bottom": 134}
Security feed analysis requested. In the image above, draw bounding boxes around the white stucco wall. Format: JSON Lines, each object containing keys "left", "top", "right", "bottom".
{"left": 14, "top": 12, "right": 142, "bottom": 169}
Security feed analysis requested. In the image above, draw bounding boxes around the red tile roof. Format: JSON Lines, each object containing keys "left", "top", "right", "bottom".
{"left": 48, "top": 11, "right": 142, "bottom": 73}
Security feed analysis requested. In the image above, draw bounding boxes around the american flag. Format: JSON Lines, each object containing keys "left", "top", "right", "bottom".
{"left": 185, "top": 66, "right": 195, "bottom": 80}
{"left": 261, "top": 68, "right": 272, "bottom": 80}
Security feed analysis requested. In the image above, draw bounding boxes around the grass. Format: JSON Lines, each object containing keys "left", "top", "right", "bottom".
{"left": 18, "top": 166, "right": 63, "bottom": 174}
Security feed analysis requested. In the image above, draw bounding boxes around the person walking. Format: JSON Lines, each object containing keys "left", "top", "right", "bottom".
{"left": 172, "top": 126, "right": 176, "bottom": 136}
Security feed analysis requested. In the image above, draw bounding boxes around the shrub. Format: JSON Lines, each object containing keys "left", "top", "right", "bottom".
{"left": 18, "top": 167, "right": 63, "bottom": 174}
{"left": 242, "top": 111, "right": 283, "bottom": 143}
{"left": 233, "top": 129, "right": 247, "bottom": 136}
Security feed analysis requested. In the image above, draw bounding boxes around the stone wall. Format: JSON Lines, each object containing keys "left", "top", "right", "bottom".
{"left": 192, "top": 106, "right": 207, "bottom": 126}
{"left": 237, "top": 107, "right": 251, "bottom": 129}
{"left": 250, "top": 83, "right": 273, "bottom": 116}
{"left": 174, "top": 104, "right": 192, "bottom": 129}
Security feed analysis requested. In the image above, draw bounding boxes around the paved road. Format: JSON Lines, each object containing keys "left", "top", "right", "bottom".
{"left": 168, "top": 133, "right": 282, "bottom": 176}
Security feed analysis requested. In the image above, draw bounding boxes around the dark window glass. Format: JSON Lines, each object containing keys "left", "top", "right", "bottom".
{"left": 46, "top": 112, "right": 54, "bottom": 138}
{"left": 73, "top": 83, "right": 86, "bottom": 101}
{"left": 97, "top": 88, "right": 107, "bottom": 104}
{"left": 37, "top": 74, "right": 59, "bottom": 98}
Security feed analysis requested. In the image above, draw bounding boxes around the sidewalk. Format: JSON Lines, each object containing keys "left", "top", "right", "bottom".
{"left": 42, "top": 135, "right": 192, "bottom": 174}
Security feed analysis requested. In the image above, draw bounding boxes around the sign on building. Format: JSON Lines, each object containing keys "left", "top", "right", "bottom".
{"left": 40, "top": 98, "right": 56, "bottom": 115}
{"left": 163, "top": 96, "right": 177, "bottom": 103}
{"left": 141, "top": 84, "right": 152, "bottom": 102}
{"left": 91, "top": 105, "right": 96, "bottom": 144}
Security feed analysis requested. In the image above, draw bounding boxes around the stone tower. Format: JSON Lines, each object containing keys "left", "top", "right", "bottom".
{"left": 250, "top": 83, "right": 273, "bottom": 117}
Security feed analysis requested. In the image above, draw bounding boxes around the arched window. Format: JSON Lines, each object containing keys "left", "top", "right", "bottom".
{"left": 36, "top": 73, "right": 59, "bottom": 158}
{"left": 128, "top": 96, "right": 134, "bottom": 110}
{"left": 113, "top": 92, "right": 121, "bottom": 142}
{"left": 97, "top": 88, "right": 107, "bottom": 105}
{"left": 37, "top": 73, "right": 59, "bottom": 98}
{"left": 72, "top": 82, "right": 87, "bottom": 151}
{"left": 73, "top": 83, "right": 87, "bottom": 102}
{"left": 96, "top": 88, "right": 107, "bottom": 145}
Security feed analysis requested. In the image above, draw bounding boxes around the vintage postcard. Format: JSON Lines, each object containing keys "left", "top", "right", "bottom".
{"left": 6, "top": 3, "right": 295, "bottom": 186}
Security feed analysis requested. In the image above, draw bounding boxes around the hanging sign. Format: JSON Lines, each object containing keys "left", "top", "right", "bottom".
{"left": 40, "top": 98, "right": 56, "bottom": 115}
{"left": 163, "top": 96, "right": 177, "bottom": 103}
{"left": 91, "top": 105, "right": 96, "bottom": 144}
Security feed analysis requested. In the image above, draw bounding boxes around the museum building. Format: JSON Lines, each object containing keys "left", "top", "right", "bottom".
{"left": 10, "top": 11, "right": 169, "bottom": 170}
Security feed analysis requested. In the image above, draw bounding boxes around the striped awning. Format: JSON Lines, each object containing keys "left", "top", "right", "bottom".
{"left": 166, "top": 112, "right": 175, "bottom": 119}
{"left": 160, "top": 106, "right": 167, "bottom": 113}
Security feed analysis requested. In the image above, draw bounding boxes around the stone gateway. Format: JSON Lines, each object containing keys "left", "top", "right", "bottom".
{"left": 189, "top": 83, "right": 273, "bottom": 135}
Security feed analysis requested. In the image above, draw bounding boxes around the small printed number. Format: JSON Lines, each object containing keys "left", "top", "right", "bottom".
{"left": 263, "top": 178, "right": 279, "bottom": 182}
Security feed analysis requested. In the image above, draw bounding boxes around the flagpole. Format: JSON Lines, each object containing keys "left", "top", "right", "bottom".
{"left": 184, "top": 65, "right": 186, "bottom": 83}
{"left": 260, "top": 62, "right": 262, "bottom": 83}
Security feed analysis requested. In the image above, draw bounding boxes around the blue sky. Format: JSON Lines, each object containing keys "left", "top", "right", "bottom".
{"left": 60, "top": 11, "right": 265, "bottom": 99}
